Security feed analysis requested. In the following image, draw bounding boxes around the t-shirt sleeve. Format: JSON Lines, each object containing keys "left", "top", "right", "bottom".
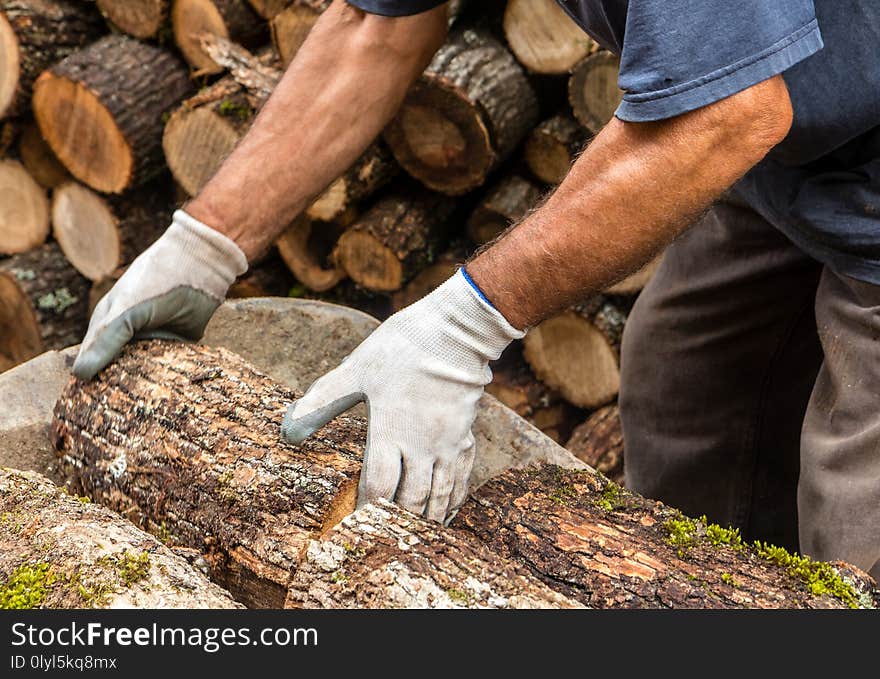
{"left": 345, "top": 0, "right": 447, "bottom": 16}
{"left": 615, "top": 0, "right": 824, "bottom": 122}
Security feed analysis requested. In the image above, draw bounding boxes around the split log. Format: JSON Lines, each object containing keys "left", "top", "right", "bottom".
{"left": 0, "top": 468, "right": 241, "bottom": 609}
{"left": 0, "top": 240, "right": 89, "bottom": 372}
{"left": 384, "top": 29, "right": 538, "bottom": 195}
{"left": 525, "top": 114, "right": 588, "bottom": 185}
{"left": 390, "top": 244, "right": 465, "bottom": 312}
{"left": 603, "top": 253, "right": 663, "bottom": 295}
{"left": 51, "top": 340, "right": 365, "bottom": 608}
{"left": 0, "top": 157, "right": 48, "bottom": 254}
{"left": 568, "top": 50, "right": 623, "bottom": 134}
{"left": 270, "top": 0, "right": 328, "bottom": 67}
{"left": 333, "top": 189, "right": 457, "bottom": 292}
{"left": 228, "top": 254, "right": 296, "bottom": 298}
{"left": 0, "top": 0, "right": 105, "bottom": 120}
{"left": 95, "top": 0, "right": 169, "bottom": 39}
{"left": 33, "top": 35, "right": 193, "bottom": 193}
{"left": 17, "top": 120, "right": 68, "bottom": 188}
{"left": 275, "top": 216, "right": 347, "bottom": 292}
{"left": 454, "top": 465, "right": 879, "bottom": 609}
{"left": 523, "top": 296, "right": 626, "bottom": 408}
{"left": 565, "top": 403, "right": 624, "bottom": 484}
{"left": 466, "top": 174, "right": 541, "bottom": 244}
{"left": 171, "top": 0, "right": 266, "bottom": 74}
{"left": 286, "top": 500, "right": 583, "bottom": 609}
{"left": 502, "top": 0, "right": 597, "bottom": 75}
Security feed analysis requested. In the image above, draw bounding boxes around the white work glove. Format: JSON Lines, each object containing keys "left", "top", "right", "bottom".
{"left": 73, "top": 210, "right": 248, "bottom": 380}
{"left": 282, "top": 269, "right": 525, "bottom": 523}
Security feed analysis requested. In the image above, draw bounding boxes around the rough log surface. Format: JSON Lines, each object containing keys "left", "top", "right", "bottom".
{"left": 286, "top": 500, "right": 584, "bottom": 609}
{"left": 454, "top": 465, "right": 880, "bottom": 609}
{"left": 525, "top": 114, "right": 588, "bottom": 185}
{"left": 0, "top": 468, "right": 241, "bottom": 609}
{"left": 51, "top": 341, "right": 365, "bottom": 608}
{"left": 95, "top": 0, "right": 169, "bottom": 39}
{"left": 466, "top": 174, "right": 541, "bottom": 244}
{"left": 172, "top": 0, "right": 266, "bottom": 74}
{"left": 565, "top": 404, "right": 624, "bottom": 484}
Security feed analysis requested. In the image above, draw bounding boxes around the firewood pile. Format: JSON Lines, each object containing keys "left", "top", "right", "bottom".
{"left": 0, "top": 1, "right": 651, "bottom": 483}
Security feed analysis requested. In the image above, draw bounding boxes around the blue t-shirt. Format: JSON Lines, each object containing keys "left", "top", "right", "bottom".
{"left": 349, "top": 1, "right": 880, "bottom": 284}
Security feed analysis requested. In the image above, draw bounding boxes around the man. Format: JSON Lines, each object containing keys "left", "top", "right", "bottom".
{"left": 74, "top": 1, "right": 880, "bottom": 579}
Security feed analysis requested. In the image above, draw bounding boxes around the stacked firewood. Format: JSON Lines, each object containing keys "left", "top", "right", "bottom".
{"left": 0, "top": 0, "right": 647, "bottom": 477}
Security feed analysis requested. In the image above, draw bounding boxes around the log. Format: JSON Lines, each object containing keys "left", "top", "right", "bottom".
{"left": 0, "top": 0, "right": 105, "bottom": 120}
{"left": 389, "top": 244, "right": 466, "bottom": 312}
{"left": 565, "top": 403, "right": 624, "bottom": 484}
{"left": 51, "top": 340, "right": 365, "bottom": 608}
{"left": 523, "top": 296, "right": 626, "bottom": 408}
{"left": 453, "top": 465, "right": 879, "bottom": 609}
{"left": 270, "top": 0, "right": 328, "bottom": 67}
{"left": 276, "top": 215, "right": 347, "bottom": 292}
{"left": 0, "top": 468, "right": 241, "bottom": 609}
{"left": 95, "top": 0, "right": 169, "bottom": 39}
{"left": 286, "top": 500, "right": 583, "bottom": 609}
{"left": 33, "top": 35, "right": 193, "bottom": 194}
{"left": 0, "top": 118, "right": 15, "bottom": 155}
{"left": 384, "top": 29, "right": 538, "bottom": 195}
{"left": 17, "top": 119, "right": 68, "bottom": 188}
{"left": 603, "top": 253, "right": 663, "bottom": 295}
{"left": 0, "top": 240, "right": 89, "bottom": 372}
{"left": 502, "top": 0, "right": 597, "bottom": 75}
{"left": 171, "top": 0, "right": 266, "bottom": 74}
{"left": 228, "top": 253, "right": 296, "bottom": 298}
{"left": 466, "top": 174, "right": 541, "bottom": 244}
{"left": 333, "top": 189, "right": 457, "bottom": 292}
{"left": 248, "top": 0, "right": 292, "bottom": 19}
{"left": 0, "top": 157, "right": 48, "bottom": 254}
{"left": 525, "top": 114, "right": 588, "bottom": 185}
{"left": 568, "top": 50, "right": 623, "bottom": 134}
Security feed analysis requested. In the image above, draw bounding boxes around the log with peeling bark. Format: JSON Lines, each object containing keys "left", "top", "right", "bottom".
{"left": 286, "top": 500, "right": 584, "bottom": 609}
{"left": 568, "top": 50, "right": 624, "bottom": 134}
{"left": 18, "top": 120, "right": 68, "bottom": 188}
{"left": 95, "top": 0, "right": 169, "bottom": 39}
{"left": 502, "top": 0, "right": 597, "bottom": 75}
{"left": 172, "top": 0, "right": 266, "bottom": 74}
{"left": 523, "top": 296, "right": 626, "bottom": 408}
{"left": 525, "top": 114, "right": 589, "bottom": 185}
{"left": 270, "top": 0, "right": 328, "bottom": 67}
{"left": 0, "top": 240, "right": 89, "bottom": 372}
{"left": 51, "top": 340, "right": 366, "bottom": 609}
{"left": 0, "top": 0, "right": 105, "bottom": 120}
{"left": 334, "top": 189, "right": 457, "bottom": 292}
{"left": 565, "top": 403, "right": 624, "bottom": 484}
{"left": 276, "top": 216, "right": 347, "bottom": 292}
{"left": 0, "top": 157, "right": 48, "bottom": 254}
{"left": 466, "top": 174, "right": 541, "bottom": 245}
{"left": 0, "top": 468, "right": 241, "bottom": 609}
{"left": 453, "top": 465, "right": 879, "bottom": 609}
{"left": 389, "top": 243, "right": 466, "bottom": 312}
{"left": 384, "top": 29, "right": 538, "bottom": 195}
{"left": 33, "top": 35, "right": 193, "bottom": 194}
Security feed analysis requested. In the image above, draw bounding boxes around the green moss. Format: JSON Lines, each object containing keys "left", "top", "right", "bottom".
{"left": 753, "top": 542, "right": 859, "bottom": 609}
{"left": 0, "top": 563, "right": 57, "bottom": 609}
{"left": 330, "top": 570, "right": 347, "bottom": 584}
{"left": 116, "top": 551, "right": 151, "bottom": 586}
{"left": 446, "top": 588, "right": 471, "bottom": 605}
{"left": 77, "top": 495, "right": 91, "bottom": 503}
{"left": 218, "top": 99, "right": 253, "bottom": 121}
{"left": 36, "top": 287, "right": 78, "bottom": 313}
{"left": 594, "top": 481, "right": 627, "bottom": 511}
{"left": 702, "top": 518, "right": 744, "bottom": 551}
{"left": 288, "top": 283, "right": 309, "bottom": 298}
{"left": 664, "top": 515, "right": 697, "bottom": 556}
{"left": 720, "top": 573, "right": 739, "bottom": 588}
{"left": 549, "top": 483, "right": 578, "bottom": 505}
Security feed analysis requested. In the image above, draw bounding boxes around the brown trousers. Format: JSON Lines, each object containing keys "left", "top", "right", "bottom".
{"left": 619, "top": 199, "right": 880, "bottom": 581}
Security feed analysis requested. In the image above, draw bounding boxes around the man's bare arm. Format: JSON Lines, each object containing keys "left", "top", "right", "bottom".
{"left": 186, "top": 1, "right": 449, "bottom": 261}
{"left": 468, "top": 75, "right": 794, "bottom": 329}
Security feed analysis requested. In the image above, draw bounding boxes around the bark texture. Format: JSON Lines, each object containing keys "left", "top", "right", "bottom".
{"left": 95, "top": 0, "right": 169, "bottom": 39}
{"left": 466, "top": 174, "right": 541, "bottom": 244}
{"left": 565, "top": 404, "right": 624, "bottom": 484}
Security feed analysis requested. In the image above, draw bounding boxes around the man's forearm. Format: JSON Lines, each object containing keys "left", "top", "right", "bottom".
{"left": 186, "top": 1, "right": 448, "bottom": 261}
{"left": 468, "top": 76, "right": 794, "bottom": 330}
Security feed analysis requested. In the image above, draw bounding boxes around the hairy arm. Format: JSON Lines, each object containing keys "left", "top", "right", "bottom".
{"left": 186, "top": 1, "right": 449, "bottom": 261}
{"left": 468, "top": 75, "right": 794, "bottom": 329}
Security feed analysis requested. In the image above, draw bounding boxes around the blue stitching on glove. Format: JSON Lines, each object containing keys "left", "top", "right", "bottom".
{"left": 459, "top": 267, "right": 495, "bottom": 309}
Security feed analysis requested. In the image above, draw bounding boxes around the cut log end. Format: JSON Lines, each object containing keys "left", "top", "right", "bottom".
{"left": 276, "top": 217, "right": 347, "bottom": 292}
{"left": 163, "top": 105, "right": 241, "bottom": 196}
{"left": 51, "top": 182, "right": 120, "bottom": 282}
{"left": 96, "top": 0, "right": 169, "bottom": 39}
{"left": 569, "top": 51, "right": 624, "bottom": 134}
{"left": 0, "top": 271, "right": 42, "bottom": 372}
{"left": 334, "top": 230, "right": 403, "bottom": 293}
{"left": 173, "top": 0, "right": 232, "bottom": 73}
{"left": 18, "top": 121, "right": 69, "bottom": 189}
{"left": 271, "top": 2, "right": 324, "bottom": 67}
{"left": 503, "top": 0, "right": 597, "bottom": 74}
{"left": 0, "top": 159, "right": 49, "bottom": 255}
{"left": 525, "top": 115, "right": 588, "bottom": 186}
{"left": 0, "top": 12, "right": 20, "bottom": 120}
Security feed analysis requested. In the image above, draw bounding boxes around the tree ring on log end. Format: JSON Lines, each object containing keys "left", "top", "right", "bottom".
{"left": 568, "top": 51, "right": 623, "bottom": 134}
{"left": 0, "top": 273, "right": 42, "bottom": 371}
{"left": 172, "top": 0, "right": 231, "bottom": 74}
{"left": 0, "top": 160, "right": 50, "bottom": 255}
{"left": 52, "top": 183, "right": 120, "bottom": 282}
{"left": 503, "top": 0, "right": 596, "bottom": 75}
{"left": 276, "top": 217, "right": 346, "bottom": 292}
{"left": 385, "top": 81, "right": 493, "bottom": 195}
{"left": 334, "top": 230, "right": 403, "bottom": 292}
{"left": 525, "top": 134, "right": 574, "bottom": 186}
{"left": 163, "top": 107, "right": 241, "bottom": 197}
{"left": 33, "top": 77, "right": 133, "bottom": 194}
{"left": 0, "top": 13, "right": 19, "bottom": 120}
{"left": 96, "top": 0, "right": 167, "bottom": 40}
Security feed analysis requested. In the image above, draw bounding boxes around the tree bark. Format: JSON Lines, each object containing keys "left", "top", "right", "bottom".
{"left": 525, "top": 114, "right": 588, "bottom": 185}
{"left": 502, "top": 0, "right": 597, "bottom": 75}
{"left": 453, "top": 465, "right": 879, "bottom": 609}
{"left": 95, "top": 0, "right": 169, "bottom": 40}
{"left": 0, "top": 157, "right": 48, "bottom": 254}
{"left": 334, "top": 189, "right": 457, "bottom": 292}
{"left": 565, "top": 404, "right": 624, "bottom": 484}
{"left": 172, "top": 0, "right": 266, "bottom": 74}
{"left": 0, "top": 0, "right": 105, "bottom": 119}
{"left": 568, "top": 50, "right": 623, "bottom": 134}
{"left": 276, "top": 215, "right": 347, "bottom": 292}
{"left": 466, "top": 174, "right": 541, "bottom": 244}
{"left": 384, "top": 29, "right": 538, "bottom": 195}
{"left": 270, "top": 0, "right": 329, "bottom": 67}
{"left": 286, "top": 500, "right": 583, "bottom": 609}
{"left": 17, "top": 119, "right": 68, "bottom": 188}
{"left": 33, "top": 35, "right": 193, "bottom": 194}
{"left": 51, "top": 340, "right": 365, "bottom": 609}
{"left": 0, "top": 468, "right": 241, "bottom": 609}
{"left": 0, "top": 240, "right": 89, "bottom": 372}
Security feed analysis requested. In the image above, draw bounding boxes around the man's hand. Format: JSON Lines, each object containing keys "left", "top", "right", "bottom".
{"left": 72, "top": 211, "right": 247, "bottom": 380}
{"left": 281, "top": 269, "right": 524, "bottom": 523}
